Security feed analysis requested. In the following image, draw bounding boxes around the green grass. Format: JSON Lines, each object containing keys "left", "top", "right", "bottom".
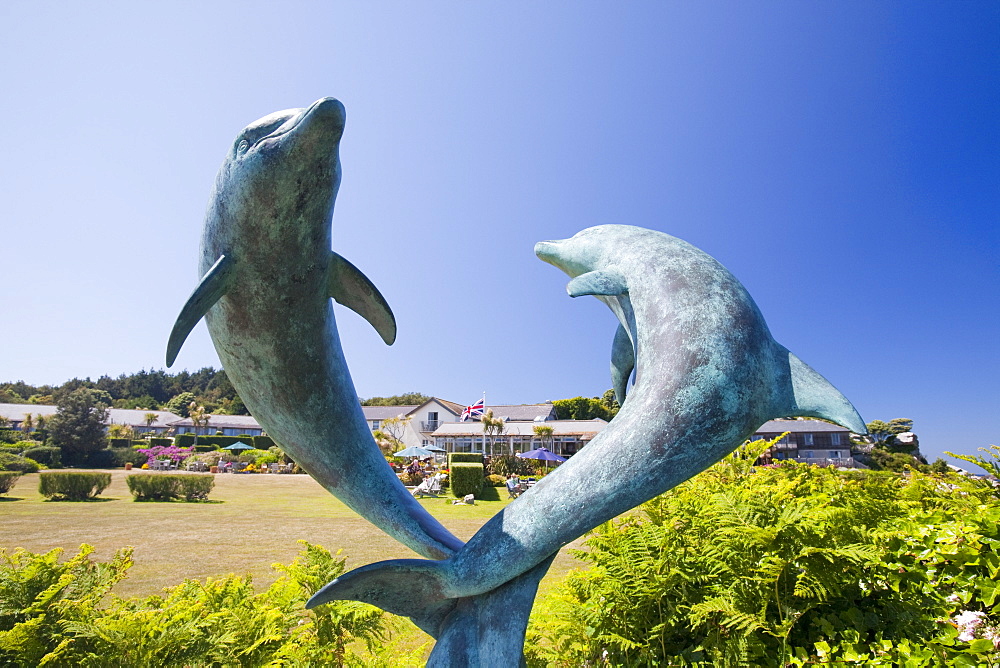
{"left": 1, "top": 469, "right": 584, "bottom": 612}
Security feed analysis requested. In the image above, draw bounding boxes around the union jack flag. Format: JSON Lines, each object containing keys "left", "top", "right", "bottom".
{"left": 461, "top": 398, "right": 485, "bottom": 422}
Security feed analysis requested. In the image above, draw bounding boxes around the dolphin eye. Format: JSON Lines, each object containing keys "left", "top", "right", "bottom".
{"left": 236, "top": 139, "right": 250, "bottom": 155}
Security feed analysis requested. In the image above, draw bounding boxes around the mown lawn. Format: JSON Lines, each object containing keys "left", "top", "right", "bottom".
{"left": 0, "top": 469, "right": 584, "bottom": 598}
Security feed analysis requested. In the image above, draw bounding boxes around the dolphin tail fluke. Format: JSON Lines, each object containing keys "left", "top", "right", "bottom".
{"left": 784, "top": 350, "right": 867, "bottom": 435}
{"left": 307, "top": 554, "right": 555, "bottom": 667}
{"left": 166, "top": 255, "right": 236, "bottom": 367}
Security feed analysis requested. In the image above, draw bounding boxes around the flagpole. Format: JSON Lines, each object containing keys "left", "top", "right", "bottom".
{"left": 481, "top": 390, "right": 486, "bottom": 456}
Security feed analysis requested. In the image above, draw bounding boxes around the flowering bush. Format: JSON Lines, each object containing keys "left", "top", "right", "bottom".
{"left": 136, "top": 445, "right": 194, "bottom": 464}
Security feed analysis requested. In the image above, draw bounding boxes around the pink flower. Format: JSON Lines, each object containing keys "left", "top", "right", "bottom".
{"left": 954, "top": 610, "right": 987, "bottom": 642}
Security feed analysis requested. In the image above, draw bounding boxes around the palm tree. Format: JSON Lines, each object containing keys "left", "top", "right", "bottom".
{"left": 143, "top": 412, "right": 159, "bottom": 436}
{"left": 532, "top": 424, "right": 554, "bottom": 451}
{"left": 189, "top": 402, "right": 210, "bottom": 447}
{"left": 21, "top": 413, "right": 34, "bottom": 434}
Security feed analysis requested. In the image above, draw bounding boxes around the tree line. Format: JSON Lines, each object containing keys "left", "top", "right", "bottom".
{"left": 0, "top": 368, "right": 247, "bottom": 416}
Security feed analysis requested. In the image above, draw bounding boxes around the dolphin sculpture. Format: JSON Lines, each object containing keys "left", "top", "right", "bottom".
{"left": 309, "top": 225, "right": 867, "bottom": 655}
{"left": 165, "top": 98, "right": 549, "bottom": 664}
{"left": 165, "top": 97, "right": 463, "bottom": 559}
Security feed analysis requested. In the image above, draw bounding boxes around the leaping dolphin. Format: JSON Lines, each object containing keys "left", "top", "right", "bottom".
{"left": 165, "top": 98, "right": 463, "bottom": 560}
{"left": 309, "top": 225, "right": 866, "bottom": 651}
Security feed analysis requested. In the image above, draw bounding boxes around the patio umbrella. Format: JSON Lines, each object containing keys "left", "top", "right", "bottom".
{"left": 516, "top": 447, "right": 566, "bottom": 471}
{"left": 394, "top": 445, "right": 434, "bottom": 458}
{"left": 222, "top": 441, "right": 254, "bottom": 450}
{"left": 425, "top": 445, "right": 447, "bottom": 452}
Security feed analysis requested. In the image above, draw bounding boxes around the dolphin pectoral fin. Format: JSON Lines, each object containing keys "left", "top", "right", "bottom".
{"left": 611, "top": 324, "right": 635, "bottom": 405}
{"left": 166, "top": 255, "right": 235, "bottom": 367}
{"left": 308, "top": 558, "right": 452, "bottom": 635}
{"left": 567, "top": 270, "right": 628, "bottom": 297}
{"left": 785, "top": 351, "right": 867, "bottom": 435}
{"left": 328, "top": 252, "right": 397, "bottom": 345}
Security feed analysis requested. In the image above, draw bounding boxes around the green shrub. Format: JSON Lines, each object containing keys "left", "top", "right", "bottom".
{"left": 256, "top": 453, "right": 279, "bottom": 466}
{"left": 21, "top": 446, "right": 61, "bottom": 468}
{"left": 110, "top": 448, "right": 147, "bottom": 467}
{"left": 485, "top": 474, "right": 507, "bottom": 487}
{"left": 0, "top": 541, "right": 387, "bottom": 666}
{"left": 38, "top": 472, "right": 111, "bottom": 500}
{"left": 0, "top": 429, "right": 25, "bottom": 444}
{"left": 174, "top": 433, "right": 195, "bottom": 447}
{"left": 148, "top": 437, "right": 172, "bottom": 447}
{"left": 194, "top": 444, "right": 217, "bottom": 452}
{"left": 0, "top": 471, "right": 21, "bottom": 495}
{"left": 449, "top": 463, "right": 484, "bottom": 497}
{"left": 525, "top": 441, "right": 1000, "bottom": 667}
{"left": 238, "top": 448, "right": 267, "bottom": 463}
{"left": 109, "top": 438, "right": 132, "bottom": 449}
{"left": 79, "top": 448, "right": 117, "bottom": 468}
{"left": 12, "top": 440, "right": 43, "bottom": 452}
{"left": 0, "top": 452, "right": 41, "bottom": 473}
{"left": 487, "top": 453, "right": 536, "bottom": 477}
{"left": 126, "top": 474, "right": 215, "bottom": 501}
{"left": 253, "top": 435, "right": 275, "bottom": 450}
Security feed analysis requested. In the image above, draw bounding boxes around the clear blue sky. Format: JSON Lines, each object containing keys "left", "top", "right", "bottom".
{"left": 1, "top": 2, "right": 996, "bottom": 464}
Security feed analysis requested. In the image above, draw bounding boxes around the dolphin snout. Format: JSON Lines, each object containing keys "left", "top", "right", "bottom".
{"left": 534, "top": 240, "right": 561, "bottom": 264}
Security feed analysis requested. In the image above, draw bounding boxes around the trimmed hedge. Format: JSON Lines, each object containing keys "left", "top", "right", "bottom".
{"left": 148, "top": 437, "right": 173, "bottom": 447}
{"left": 174, "top": 434, "right": 256, "bottom": 449}
{"left": 0, "top": 453, "right": 40, "bottom": 473}
{"left": 38, "top": 472, "right": 111, "bottom": 501}
{"left": 450, "top": 463, "right": 484, "bottom": 497}
{"left": 126, "top": 474, "right": 215, "bottom": 501}
{"left": 449, "top": 452, "right": 484, "bottom": 466}
{"left": 22, "top": 446, "right": 61, "bottom": 468}
{"left": 0, "top": 471, "right": 21, "bottom": 495}
{"left": 109, "top": 438, "right": 132, "bottom": 449}
{"left": 253, "top": 435, "right": 275, "bottom": 450}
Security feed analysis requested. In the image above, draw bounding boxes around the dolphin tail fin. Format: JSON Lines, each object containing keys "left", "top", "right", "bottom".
{"left": 784, "top": 351, "right": 867, "bottom": 435}
{"left": 307, "top": 555, "right": 554, "bottom": 666}
{"left": 166, "top": 255, "right": 235, "bottom": 367}
{"left": 328, "top": 252, "right": 397, "bottom": 345}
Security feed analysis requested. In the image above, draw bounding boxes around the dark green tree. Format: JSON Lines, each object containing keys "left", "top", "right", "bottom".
{"left": 48, "top": 388, "right": 110, "bottom": 462}
{"left": 552, "top": 396, "right": 615, "bottom": 421}
{"left": 165, "top": 392, "right": 197, "bottom": 417}
{"left": 360, "top": 392, "right": 431, "bottom": 406}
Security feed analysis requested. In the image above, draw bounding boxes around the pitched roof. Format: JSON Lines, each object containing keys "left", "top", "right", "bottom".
{"left": 754, "top": 419, "right": 852, "bottom": 434}
{"left": 0, "top": 403, "right": 181, "bottom": 428}
{"left": 480, "top": 404, "right": 557, "bottom": 421}
{"left": 431, "top": 419, "right": 607, "bottom": 438}
{"left": 362, "top": 405, "right": 418, "bottom": 421}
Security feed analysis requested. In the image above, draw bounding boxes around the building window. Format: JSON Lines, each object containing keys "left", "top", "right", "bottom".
{"left": 804, "top": 451, "right": 813, "bottom": 458}
{"left": 803, "top": 433, "right": 814, "bottom": 446}
{"left": 831, "top": 433, "right": 842, "bottom": 445}
{"left": 371, "top": 420, "right": 380, "bottom": 430}
{"left": 829, "top": 451, "right": 841, "bottom": 459}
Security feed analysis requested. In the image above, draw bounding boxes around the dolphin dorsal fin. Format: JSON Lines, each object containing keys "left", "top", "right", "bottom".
{"left": 786, "top": 351, "right": 867, "bottom": 434}
{"left": 329, "top": 252, "right": 397, "bottom": 345}
{"left": 610, "top": 323, "right": 635, "bottom": 405}
{"left": 567, "top": 270, "right": 627, "bottom": 297}
{"left": 166, "top": 255, "right": 236, "bottom": 367}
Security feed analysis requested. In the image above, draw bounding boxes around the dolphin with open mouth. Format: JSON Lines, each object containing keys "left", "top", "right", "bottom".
{"left": 309, "top": 225, "right": 866, "bottom": 663}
